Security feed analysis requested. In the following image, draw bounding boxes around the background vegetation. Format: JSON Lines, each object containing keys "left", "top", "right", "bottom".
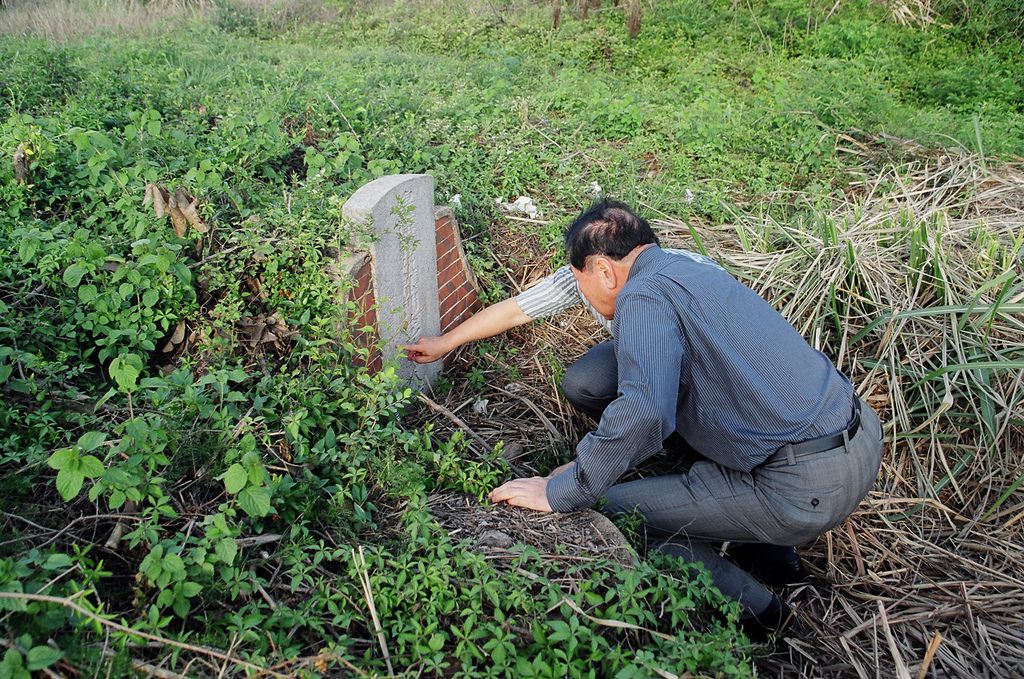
{"left": 1, "top": 0, "right": 1021, "bottom": 676}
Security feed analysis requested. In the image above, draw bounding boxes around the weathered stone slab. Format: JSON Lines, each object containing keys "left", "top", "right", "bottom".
{"left": 342, "top": 174, "right": 442, "bottom": 386}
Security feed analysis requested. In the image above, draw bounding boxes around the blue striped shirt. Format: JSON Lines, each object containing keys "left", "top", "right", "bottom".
{"left": 514, "top": 247, "right": 723, "bottom": 333}
{"left": 535, "top": 246, "right": 854, "bottom": 513}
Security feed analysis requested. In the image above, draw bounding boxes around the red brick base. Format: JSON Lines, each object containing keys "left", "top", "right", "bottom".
{"left": 341, "top": 206, "right": 481, "bottom": 375}
{"left": 434, "top": 207, "right": 483, "bottom": 338}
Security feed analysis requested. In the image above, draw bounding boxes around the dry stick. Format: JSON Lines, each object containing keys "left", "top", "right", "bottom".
{"left": 844, "top": 518, "right": 867, "bottom": 577}
{"left": 235, "top": 533, "right": 283, "bottom": 548}
{"left": 417, "top": 392, "right": 490, "bottom": 453}
{"left": 502, "top": 215, "right": 551, "bottom": 225}
{"left": 353, "top": 546, "right": 394, "bottom": 677}
{"left": 131, "top": 661, "right": 186, "bottom": 679}
{"left": 838, "top": 634, "right": 870, "bottom": 679}
{"left": 2, "top": 511, "right": 143, "bottom": 550}
{"left": 105, "top": 500, "right": 137, "bottom": 549}
{"left": 487, "top": 247, "right": 523, "bottom": 293}
{"left": 265, "top": 653, "right": 366, "bottom": 677}
{"left": 489, "top": 383, "right": 564, "bottom": 443}
{"left": 916, "top": 631, "right": 943, "bottom": 679}
{"left": 877, "top": 600, "right": 913, "bottom": 679}
{"left": 215, "top": 633, "right": 239, "bottom": 679}
{"left": 323, "top": 91, "right": 357, "bottom": 137}
{"left": 0, "top": 592, "right": 281, "bottom": 678}
{"left": 560, "top": 596, "right": 676, "bottom": 642}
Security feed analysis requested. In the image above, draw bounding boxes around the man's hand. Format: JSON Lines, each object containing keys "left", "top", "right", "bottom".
{"left": 404, "top": 336, "right": 451, "bottom": 364}
{"left": 489, "top": 477, "right": 553, "bottom": 513}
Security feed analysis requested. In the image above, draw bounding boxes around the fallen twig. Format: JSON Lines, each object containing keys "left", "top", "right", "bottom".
{"left": 353, "top": 546, "right": 393, "bottom": 677}
{"left": 0, "top": 592, "right": 282, "bottom": 677}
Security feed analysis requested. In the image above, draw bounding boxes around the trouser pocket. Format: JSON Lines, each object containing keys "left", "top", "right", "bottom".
{"left": 757, "top": 439, "right": 879, "bottom": 545}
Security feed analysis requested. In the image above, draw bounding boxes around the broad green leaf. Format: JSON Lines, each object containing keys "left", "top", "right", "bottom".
{"left": 55, "top": 467, "right": 85, "bottom": 501}
{"left": 77, "top": 431, "right": 106, "bottom": 451}
{"left": 237, "top": 486, "right": 271, "bottom": 518}
{"left": 47, "top": 448, "right": 76, "bottom": 470}
{"left": 163, "top": 552, "right": 185, "bottom": 574}
{"left": 172, "top": 263, "right": 192, "bottom": 285}
{"left": 79, "top": 455, "right": 105, "bottom": 478}
{"left": 215, "top": 538, "right": 237, "bottom": 565}
{"left": 0, "top": 364, "right": 10, "bottom": 384}
{"left": 78, "top": 284, "right": 98, "bottom": 303}
{"left": 26, "top": 646, "right": 62, "bottom": 671}
{"left": 19, "top": 237, "right": 39, "bottom": 264}
{"left": 142, "top": 288, "right": 159, "bottom": 307}
{"left": 43, "top": 553, "right": 73, "bottom": 570}
{"left": 63, "top": 263, "right": 87, "bottom": 287}
{"left": 156, "top": 588, "right": 174, "bottom": 608}
{"left": 246, "top": 462, "right": 265, "bottom": 486}
{"left": 2, "top": 648, "right": 27, "bottom": 679}
{"left": 173, "top": 596, "right": 190, "bottom": 618}
{"left": 0, "top": 582, "right": 27, "bottom": 612}
{"left": 223, "top": 463, "right": 247, "bottom": 494}
{"left": 109, "top": 354, "right": 143, "bottom": 392}
{"left": 428, "top": 633, "right": 445, "bottom": 652}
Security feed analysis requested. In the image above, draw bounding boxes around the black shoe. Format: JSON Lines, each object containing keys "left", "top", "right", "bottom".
{"left": 729, "top": 543, "right": 810, "bottom": 587}
{"left": 739, "top": 595, "right": 797, "bottom": 644}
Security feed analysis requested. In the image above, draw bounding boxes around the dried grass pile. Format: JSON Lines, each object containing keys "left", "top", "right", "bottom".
{"left": 0, "top": 0, "right": 334, "bottom": 40}
{"left": 0, "top": 0, "right": 203, "bottom": 40}
{"left": 659, "top": 142, "right": 1024, "bottom": 677}
{"left": 419, "top": 138, "right": 1023, "bottom": 678}
{"left": 428, "top": 492, "right": 636, "bottom": 567}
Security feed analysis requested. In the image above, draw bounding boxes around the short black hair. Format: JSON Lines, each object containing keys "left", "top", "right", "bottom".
{"left": 563, "top": 199, "right": 659, "bottom": 270}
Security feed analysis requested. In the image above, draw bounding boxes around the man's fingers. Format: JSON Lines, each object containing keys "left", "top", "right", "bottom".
{"left": 403, "top": 343, "right": 430, "bottom": 362}
{"left": 500, "top": 494, "right": 529, "bottom": 509}
{"left": 489, "top": 479, "right": 532, "bottom": 502}
{"left": 488, "top": 480, "right": 520, "bottom": 502}
{"left": 489, "top": 479, "right": 533, "bottom": 501}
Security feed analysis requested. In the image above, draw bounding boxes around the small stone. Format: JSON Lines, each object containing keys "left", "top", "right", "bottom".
{"left": 477, "top": 530, "right": 514, "bottom": 549}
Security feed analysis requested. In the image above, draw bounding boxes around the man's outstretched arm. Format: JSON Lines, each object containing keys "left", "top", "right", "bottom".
{"left": 407, "top": 265, "right": 584, "bottom": 363}
{"left": 404, "top": 298, "right": 532, "bottom": 363}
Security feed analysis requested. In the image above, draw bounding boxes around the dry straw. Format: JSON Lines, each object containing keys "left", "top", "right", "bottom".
{"left": 0, "top": 0, "right": 333, "bottom": 41}
{"left": 426, "top": 138, "right": 1024, "bottom": 677}
{"left": 0, "top": 0, "right": 205, "bottom": 41}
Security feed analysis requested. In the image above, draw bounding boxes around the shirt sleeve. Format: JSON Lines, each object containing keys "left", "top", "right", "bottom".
{"left": 546, "top": 291, "right": 685, "bottom": 512}
{"left": 513, "top": 266, "right": 582, "bottom": 319}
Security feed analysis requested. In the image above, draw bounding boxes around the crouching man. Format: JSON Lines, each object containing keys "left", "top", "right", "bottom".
{"left": 407, "top": 199, "right": 883, "bottom": 640}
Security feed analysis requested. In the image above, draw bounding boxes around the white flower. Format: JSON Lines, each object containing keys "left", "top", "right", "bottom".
{"left": 589, "top": 181, "right": 602, "bottom": 197}
{"left": 449, "top": 194, "right": 462, "bottom": 208}
{"left": 684, "top": 188, "right": 694, "bottom": 203}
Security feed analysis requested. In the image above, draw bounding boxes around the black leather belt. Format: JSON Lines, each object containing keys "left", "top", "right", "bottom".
{"left": 782, "top": 398, "right": 862, "bottom": 458}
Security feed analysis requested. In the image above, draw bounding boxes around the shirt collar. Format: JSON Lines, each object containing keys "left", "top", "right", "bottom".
{"left": 626, "top": 244, "right": 663, "bottom": 283}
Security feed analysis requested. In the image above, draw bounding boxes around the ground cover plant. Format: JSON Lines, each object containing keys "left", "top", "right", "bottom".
{"left": 1, "top": 0, "right": 1022, "bottom": 676}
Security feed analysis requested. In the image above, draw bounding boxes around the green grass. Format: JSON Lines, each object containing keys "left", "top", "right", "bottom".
{"left": 0, "top": 0, "right": 1021, "bottom": 675}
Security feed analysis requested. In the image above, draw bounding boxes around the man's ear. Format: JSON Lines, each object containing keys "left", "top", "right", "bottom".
{"left": 595, "top": 257, "right": 617, "bottom": 289}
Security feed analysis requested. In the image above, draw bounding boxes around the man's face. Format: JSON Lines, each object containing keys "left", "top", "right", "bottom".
{"left": 570, "top": 259, "right": 616, "bottom": 318}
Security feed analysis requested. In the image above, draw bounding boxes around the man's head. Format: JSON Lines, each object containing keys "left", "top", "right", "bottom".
{"left": 564, "top": 199, "right": 658, "bottom": 318}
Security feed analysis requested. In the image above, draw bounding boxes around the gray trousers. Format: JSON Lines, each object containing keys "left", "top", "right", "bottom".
{"left": 562, "top": 342, "right": 884, "bottom": 615}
